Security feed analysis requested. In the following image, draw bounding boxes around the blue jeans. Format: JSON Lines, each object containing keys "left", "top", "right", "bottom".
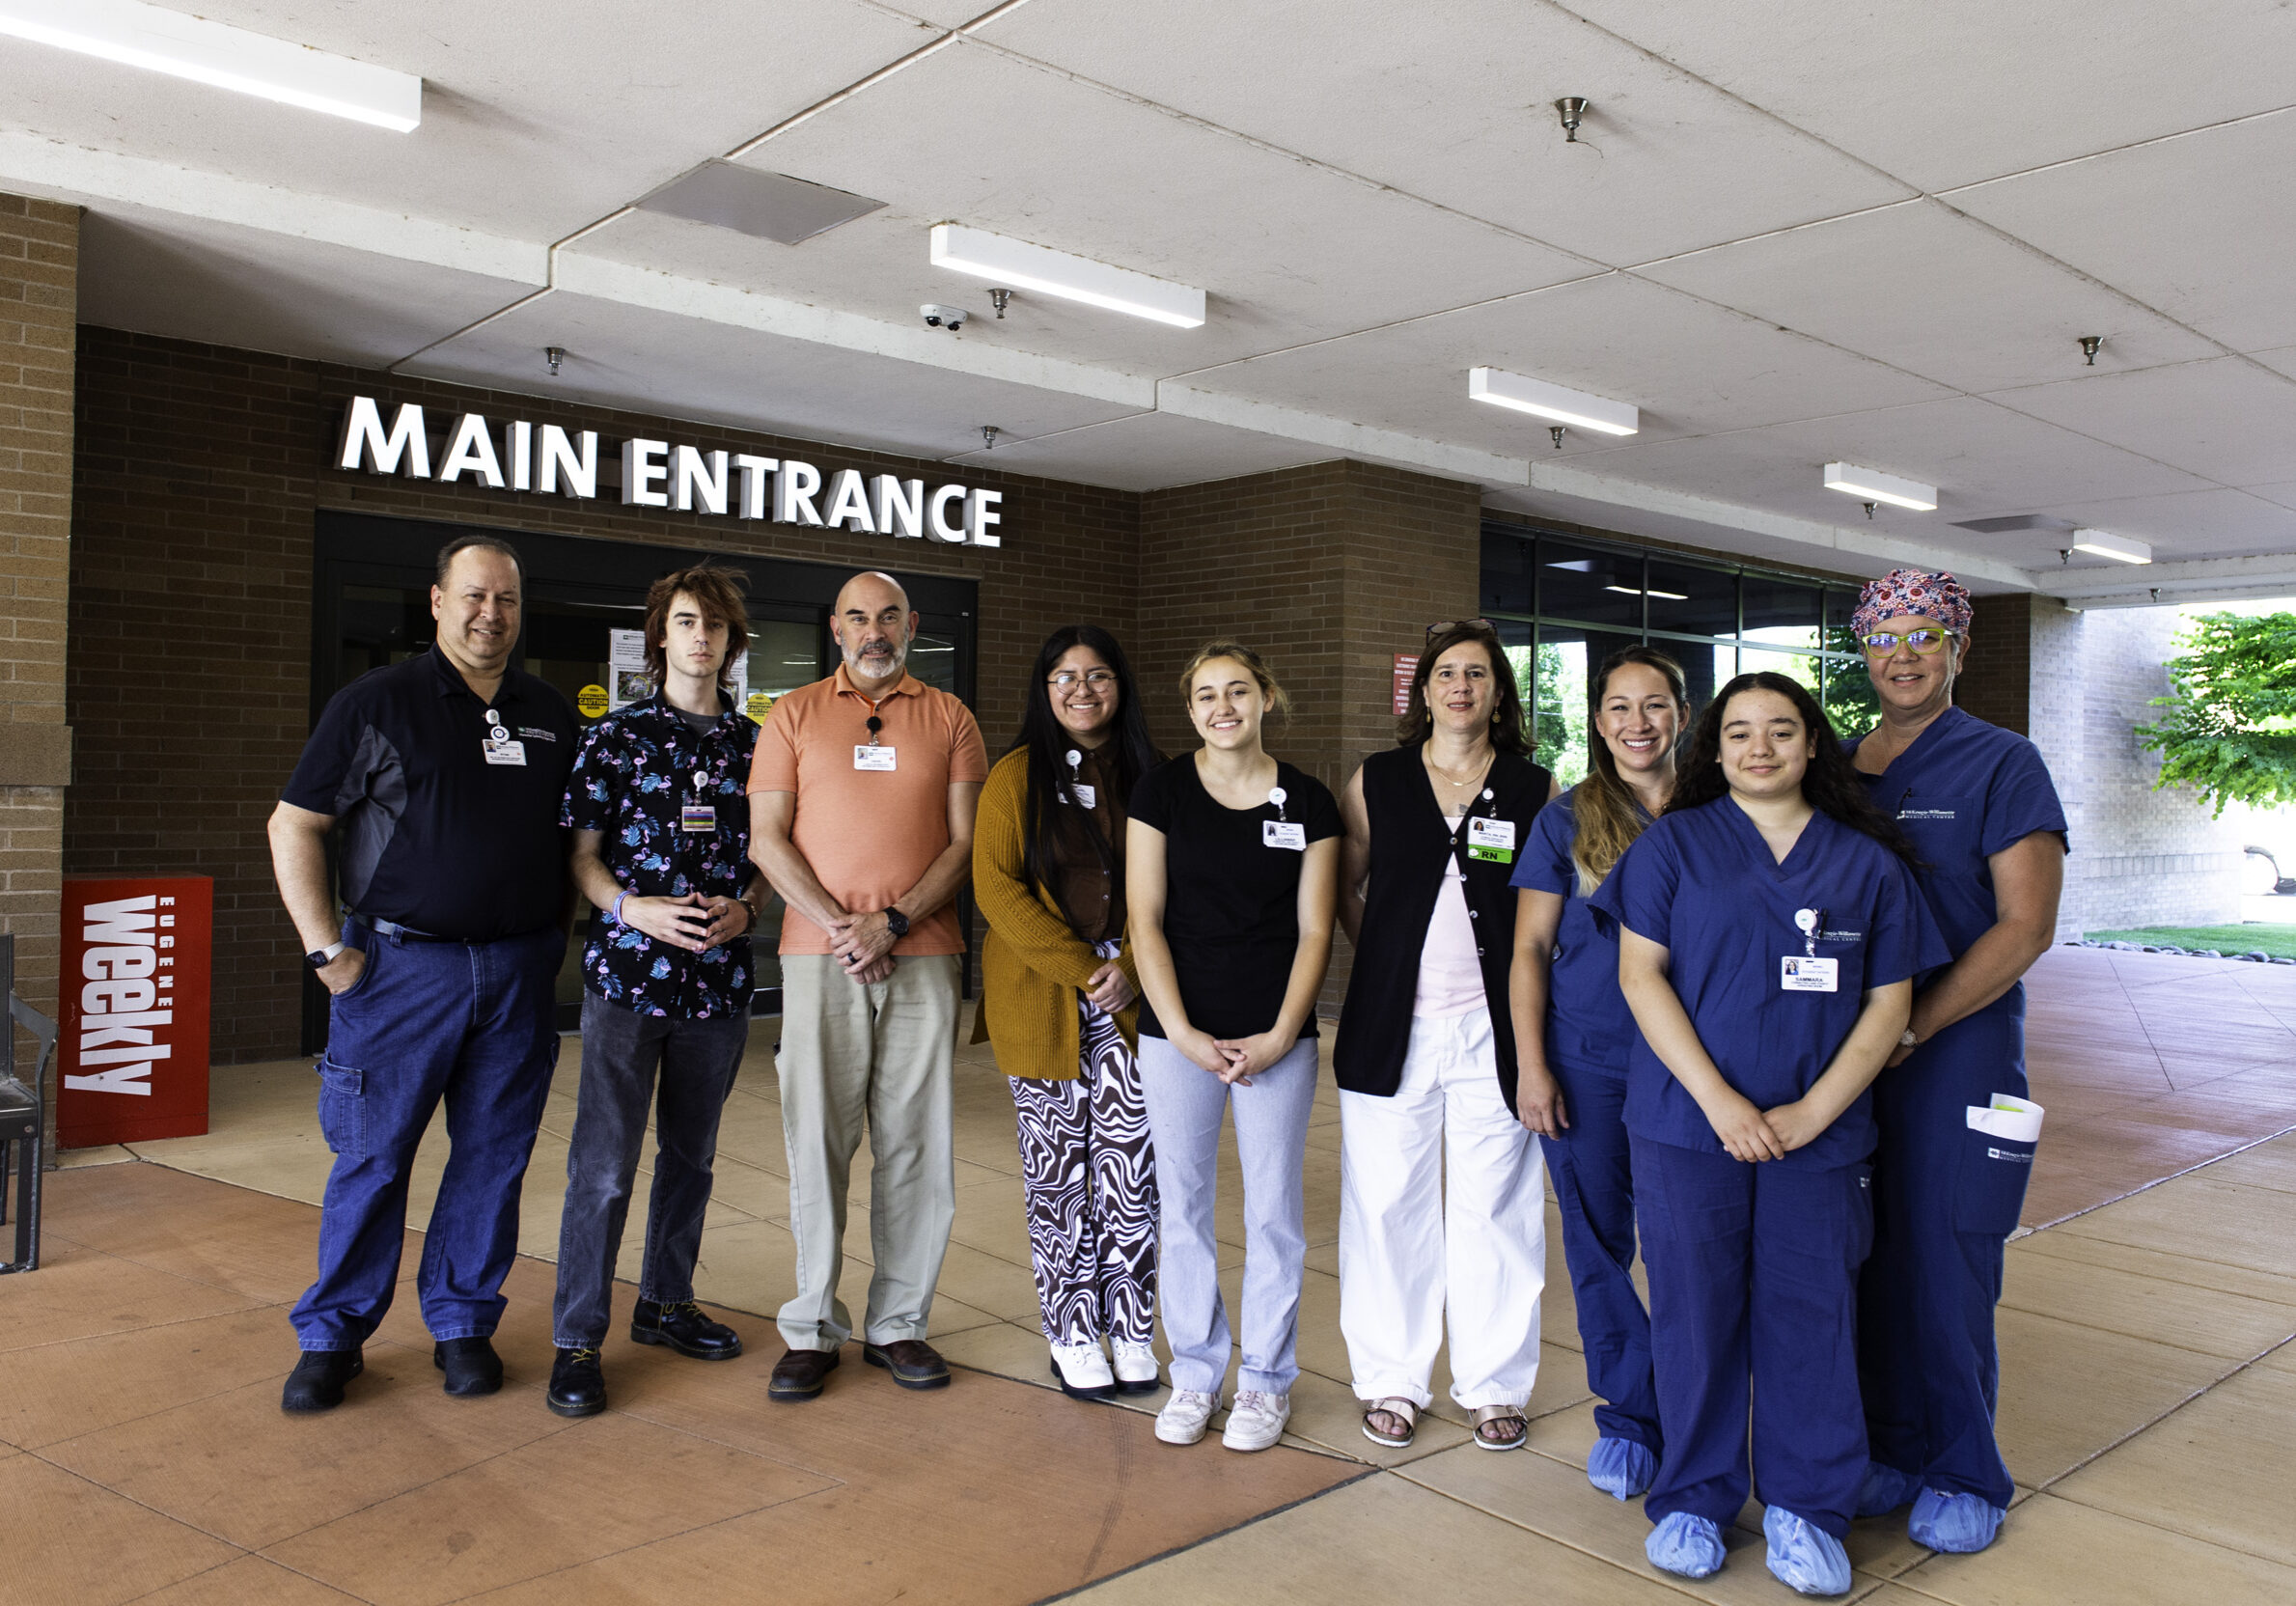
{"left": 552, "top": 992, "right": 748, "bottom": 1348}
{"left": 1137, "top": 1034, "right": 1318, "bottom": 1396}
{"left": 290, "top": 921, "right": 563, "bottom": 1350}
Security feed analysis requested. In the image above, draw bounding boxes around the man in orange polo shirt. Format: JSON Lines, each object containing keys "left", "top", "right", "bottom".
{"left": 747, "top": 570, "right": 988, "bottom": 1400}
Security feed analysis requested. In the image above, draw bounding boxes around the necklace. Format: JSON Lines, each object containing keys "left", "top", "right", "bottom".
{"left": 1425, "top": 746, "right": 1494, "bottom": 795}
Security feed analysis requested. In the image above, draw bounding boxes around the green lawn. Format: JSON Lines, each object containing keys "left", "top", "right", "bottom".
{"left": 2084, "top": 925, "right": 2296, "bottom": 958}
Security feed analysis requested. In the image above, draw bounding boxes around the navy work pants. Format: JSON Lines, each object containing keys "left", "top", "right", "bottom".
{"left": 1858, "top": 1009, "right": 2034, "bottom": 1510}
{"left": 1634, "top": 1133, "right": 1873, "bottom": 1538}
{"left": 552, "top": 993, "right": 748, "bottom": 1348}
{"left": 1537, "top": 1058, "right": 1660, "bottom": 1451}
{"left": 290, "top": 922, "right": 563, "bottom": 1350}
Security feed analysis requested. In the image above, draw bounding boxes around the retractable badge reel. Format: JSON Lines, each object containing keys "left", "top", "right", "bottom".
{"left": 854, "top": 712, "right": 896, "bottom": 771}
{"left": 1262, "top": 785, "right": 1307, "bottom": 850}
{"left": 680, "top": 767, "right": 716, "bottom": 833}
{"left": 1465, "top": 786, "right": 1516, "bottom": 863}
{"left": 1782, "top": 906, "right": 1839, "bottom": 992}
{"left": 481, "top": 705, "right": 527, "bottom": 766}
{"left": 1065, "top": 748, "right": 1096, "bottom": 810}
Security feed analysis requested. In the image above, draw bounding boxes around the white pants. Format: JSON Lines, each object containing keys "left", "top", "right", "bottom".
{"left": 1338, "top": 1006, "right": 1547, "bottom": 1409}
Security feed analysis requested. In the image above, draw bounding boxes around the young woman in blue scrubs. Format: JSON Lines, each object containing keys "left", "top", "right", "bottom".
{"left": 1843, "top": 571, "right": 2066, "bottom": 1557}
{"left": 1508, "top": 646, "right": 1688, "bottom": 1500}
{"left": 1591, "top": 673, "right": 1948, "bottom": 1597}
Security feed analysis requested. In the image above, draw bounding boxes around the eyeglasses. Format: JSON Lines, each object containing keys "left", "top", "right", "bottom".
{"left": 1426, "top": 618, "right": 1495, "bottom": 639}
{"left": 1047, "top": 670, "right": 1119, "bottom": 690}
{"left": 1861, "top": 628, "right": 1954, "bottom": 655}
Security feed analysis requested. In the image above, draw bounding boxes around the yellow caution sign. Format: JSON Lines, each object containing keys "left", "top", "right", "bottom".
{"left": 745, "top": 691, "right": 774, "bottom": 722}
{"left": 577, "top": 683, "right": 609, "bottom": 719}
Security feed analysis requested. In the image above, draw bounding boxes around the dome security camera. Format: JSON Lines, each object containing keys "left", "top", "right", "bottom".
{"left": 921, "top": 303, "right": 968, "bottom": 331}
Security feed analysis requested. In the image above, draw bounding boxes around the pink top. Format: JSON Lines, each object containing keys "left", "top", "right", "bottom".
{"left": 1412, "top": 813, "right": 1487, "bottom": 1017}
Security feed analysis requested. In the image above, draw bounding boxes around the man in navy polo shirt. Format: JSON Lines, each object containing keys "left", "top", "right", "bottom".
{"left": 268, "top": 533, "right": 577, "bottom": 1412}
{"left": 545, "top": 563, "right": 764, "bottom": 1417}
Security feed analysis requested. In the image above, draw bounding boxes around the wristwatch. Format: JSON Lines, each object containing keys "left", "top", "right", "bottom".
{"left": 304, "top": 942, "right": 345, "bottom": 971}
{"left": 883, "top": 907, "right": 911, "bottom": 940}
{"left": 1898, "top": 1027, "right": 1922, "bottom": 1048}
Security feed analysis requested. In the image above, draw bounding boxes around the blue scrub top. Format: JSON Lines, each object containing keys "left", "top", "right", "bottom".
{"left": 1590, "top": 798, "right": 1950, "bottom": 1169}
{"left": 1848, "top": 707, "right": 2067, "bottom": 1019}
{"left": 1511, "top": 787, "right": 1644, "bottom": 1077}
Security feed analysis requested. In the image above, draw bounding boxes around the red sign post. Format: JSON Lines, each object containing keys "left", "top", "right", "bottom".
{"left": 1393, "top": 653, "right": 1420, "bottom": 717}
{"left": 58, "top": 875, "right": 212, "bottom": 1148}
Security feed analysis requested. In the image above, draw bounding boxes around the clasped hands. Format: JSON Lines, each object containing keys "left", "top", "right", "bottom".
{"left": 1702, "top": 1090, "right": 1833, "bottom": 1163}
{"left": 622, "top": 892, "right": 753, "bottom": 954}
{"left": 825, "top": 907, "right": 899, "bottom": 984}
{"left": 1173, "top": 1024, "right": 1292, "bottom": 1087}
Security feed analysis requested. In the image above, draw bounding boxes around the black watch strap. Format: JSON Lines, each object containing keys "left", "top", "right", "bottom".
{"left": 883, "top": 907, "right": 910, "bottom": 939}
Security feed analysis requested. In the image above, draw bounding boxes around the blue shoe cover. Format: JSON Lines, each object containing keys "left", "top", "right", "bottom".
{"left": 1646, "top": 1512, "right": 1727, "bottom": 1579}
{"left": 1909, "top": 1488, "right": 2006, "bottom": 1554}
{"left": 1763, "top": 1507, "right": 1853, "bottom": 1597}
{"left": 1587, "top": 1435, "right": 1659, "bottom": 1501}
{"left": 1855, "top": 1459, "right": 1923, "bottom": 1517}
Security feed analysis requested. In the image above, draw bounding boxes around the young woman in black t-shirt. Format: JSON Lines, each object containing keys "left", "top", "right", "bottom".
{"left": 1127, "top": 641, "right": 1340, "bottom": 1454}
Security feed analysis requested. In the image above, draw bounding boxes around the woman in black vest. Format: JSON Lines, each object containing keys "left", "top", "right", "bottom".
{"left": 1334, "top": 621, "right": 1557, "bottom": 1451}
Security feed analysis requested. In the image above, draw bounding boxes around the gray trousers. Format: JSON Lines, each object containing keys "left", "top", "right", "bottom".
{"left": 775, "top": 953, "right": 960, "bottom": 1351}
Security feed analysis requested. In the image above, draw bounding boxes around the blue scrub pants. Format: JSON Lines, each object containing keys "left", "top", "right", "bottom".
{"left": 1537, "top": 1057, "right": 1660, "bottom": 1450}
{"left": 1633, "top": 1134, "right": 1873, "bottom": 1538}
{"left": 290, "top": 921, "right": 564, "bottom": 1350}
{"left": 1858, "top": 1009, "right": 2033, "bottom": 1510}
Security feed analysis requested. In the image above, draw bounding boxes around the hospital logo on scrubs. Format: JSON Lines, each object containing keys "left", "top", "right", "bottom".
{"left": 1898, "top": 807, "right": 1956, "bottom": 820}
{"left": 1820, "top": 928, "right": 1865, "bottom": 945}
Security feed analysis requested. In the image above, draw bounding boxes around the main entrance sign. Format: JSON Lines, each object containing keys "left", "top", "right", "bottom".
{"left": 335, "top": 396, "right": 1005, "bottom": 547}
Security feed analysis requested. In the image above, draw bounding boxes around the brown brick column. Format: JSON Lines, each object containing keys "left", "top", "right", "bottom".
{"left": 0, "top": 194, "right": 76, "bottom": 1123}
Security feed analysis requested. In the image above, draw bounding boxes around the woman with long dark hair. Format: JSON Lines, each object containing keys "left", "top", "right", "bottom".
{"left": 1508, "top": 645, "right": 1687, "bottom": 1498}
{"left": 1590, "top": 672, "right": 1948, "bottom": 1596}
{"left": 972, "top": 624, "right": 1163, "bottom": 1399}
{"left": 1332, "top": 622, "right": 1556, "bottom": 1453}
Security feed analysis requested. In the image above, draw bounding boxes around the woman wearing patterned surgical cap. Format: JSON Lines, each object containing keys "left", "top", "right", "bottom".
{"left": 1842, "top": 569, "right": 2069, "bottom": 1557}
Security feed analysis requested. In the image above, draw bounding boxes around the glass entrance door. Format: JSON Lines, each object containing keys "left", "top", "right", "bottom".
{"left": 305, "top": 511, "right": 978, "bottom": 1051}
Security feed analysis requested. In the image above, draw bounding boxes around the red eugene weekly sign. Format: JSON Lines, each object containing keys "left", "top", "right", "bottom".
{"left": 1393, "top": 653, "right": 1420, "bottom": 717}
{"left": 58, "top": 875, "right": 212, "bottom": 1147}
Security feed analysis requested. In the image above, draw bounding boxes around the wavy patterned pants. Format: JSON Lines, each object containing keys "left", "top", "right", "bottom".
{"left": 1009, "top": 998, "right": 1158, "bottom": 1344}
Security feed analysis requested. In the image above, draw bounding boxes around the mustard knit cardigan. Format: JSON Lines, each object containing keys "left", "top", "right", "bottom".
{"left": 969, "top": 746, "right": 1140, "bottom": 1079}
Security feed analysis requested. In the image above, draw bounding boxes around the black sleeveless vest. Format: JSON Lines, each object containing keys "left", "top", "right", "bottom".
{"left": 1334, "top": 743, "right": 1553, "bottom": 1109}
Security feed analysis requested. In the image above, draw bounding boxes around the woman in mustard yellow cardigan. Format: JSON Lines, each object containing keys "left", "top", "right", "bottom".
{"left": 973, "top": 624, "right": 1163, "bottom": 1400}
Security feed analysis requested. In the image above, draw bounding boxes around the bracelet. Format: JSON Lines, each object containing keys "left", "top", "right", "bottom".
{"left": 610, "top": 888, "right": 630, "bottom": 925}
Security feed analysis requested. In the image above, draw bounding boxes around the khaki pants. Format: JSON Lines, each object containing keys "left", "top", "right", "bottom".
{"left": 776, "top": 954, "right": 960, "bottom": 1351}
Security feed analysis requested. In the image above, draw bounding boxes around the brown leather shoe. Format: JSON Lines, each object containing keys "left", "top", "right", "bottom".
{"left": 862, "top": 1339, "right": 951, "bottom": 1390}
{"left": 768, "top": 1345, "right": 840, "bottom": 1402}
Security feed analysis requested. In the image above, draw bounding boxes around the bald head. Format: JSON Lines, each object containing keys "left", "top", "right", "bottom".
{"left": 832, "top": 570, "right": 916, "bottom": 689}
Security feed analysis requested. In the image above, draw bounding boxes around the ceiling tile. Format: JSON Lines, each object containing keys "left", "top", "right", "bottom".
{"left": 1188, "top": 273, "right": 1951, "bottom": 457}
{"left": 980, "top": 0, "right": 1911, "bottom": 265}
{"left": 1986, "top": 357, "right": 2296, "bottom": 487}
{"left": 1946, "top": 110, "right": 2296, "bottom": 352}
{"left": 1561, "top": 0, "right": 2296, "bottom": 192}
{"left": 939, "top": 410, "right": 1330, "bottom": 492}
{"left": 2014, "top": 487, "right": 2296, "bottom": 563}
{"left": 1637, "top": 200, "right": 2220, "bottom": 393}
{"left": 75, "top": 203, "right": 539, "bottom": 367}
{"left": 402, "top": 291, "right": 1145, "bottom": 463}
{"left": 0, "top": 0, "right": 929, "bottom": 239}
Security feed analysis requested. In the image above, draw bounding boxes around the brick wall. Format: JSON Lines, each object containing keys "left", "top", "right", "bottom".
{"left": 67, "top": 328, "right": 1138, "bottom": 1065}
{"left": 0, "top": 194, "right": 75, "bottom": 1130}
{"left": 1953, "top": 592, "right": 2033, "bottom": 734}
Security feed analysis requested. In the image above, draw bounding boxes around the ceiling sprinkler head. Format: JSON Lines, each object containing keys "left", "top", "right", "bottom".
{"left": 1864, "top": 501, "right": 1877, "bottom": 520}
{"left": 988, "top": 288, "right": 1011, "bottom": 318}
{"left": 1550, "top": 426, "right": 1565, "bottom": 450}
{"left": 2079, "top": 335, "right": 2103, "bottom": 366}
{"left": 544, "top": 346, "right": 565, "bottom": 377}
{"left": 982, "top": 425, "right": 1000, "bottom": 452}
{"left": 1555, "top": 97, "right": 1588, "bottom": 143}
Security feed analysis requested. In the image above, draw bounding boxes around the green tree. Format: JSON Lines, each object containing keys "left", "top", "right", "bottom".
{"left": 2136, "top": 611, "right": 2296, "bottom": 817}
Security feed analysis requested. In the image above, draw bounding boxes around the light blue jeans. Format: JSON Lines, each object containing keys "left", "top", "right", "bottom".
{"left": 1137, "top": 1033, "right": 1319, "bottom": 1396}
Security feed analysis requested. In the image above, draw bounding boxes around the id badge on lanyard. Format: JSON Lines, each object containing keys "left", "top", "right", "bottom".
{"left": 680, "top": 769, "right": 716, "bottom": 833}
{"left": 1262, "top": 785, "right": 1307, "bottom": 850}
{"left": 1465, "top": 789, "right": 1513, "bottom": 862}
{"left": 481, "top": 705, "right": 526, "bottom": 766}
{"left": 855, "top": 707, "right": 896, "bottom": 771}
{"left": 1781, "top": 907, "right": 1839, "bottom": 992}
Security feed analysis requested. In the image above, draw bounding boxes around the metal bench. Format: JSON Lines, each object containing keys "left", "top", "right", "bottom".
{"left": 1, "top": 933, "right": 58, "bottom": 1274}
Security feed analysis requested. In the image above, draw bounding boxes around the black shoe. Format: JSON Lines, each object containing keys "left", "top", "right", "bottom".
{"left": 630, "top": 1298, "right": 743, "bottom": 1361}
{"left": 768, "top": 1345, "right": 840, "bottom": 1402}
{"left": 433, "top": 1336, "right": 504, "bottom": 1397}
{"left": 281, "top": 1347, "right": 364, "bottom": 1413}
{"left": 863, "top": 1339, "right": 951, "bottom": 1391}
{"left": 547, "top": 1346, "right": 607, "bottom": 1417}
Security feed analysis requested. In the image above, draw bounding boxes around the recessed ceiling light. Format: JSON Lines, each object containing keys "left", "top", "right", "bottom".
{"left": 2070, "top": 528, "right": 2153, "bottom": 565}
{"left": 929, "top": 224, "right": 1204, "bottom": 328}
{"left": 636, "top": 161, "right": 886, "bottom": 246}
{"left": 1468, "top": 367, "right": 1639, "bottom": 436}
{"left": 0, "top": 0, "right": 422, "bottom": 130}
{"left": 1823, "top": 461, "right": 1936, "bottom": 512}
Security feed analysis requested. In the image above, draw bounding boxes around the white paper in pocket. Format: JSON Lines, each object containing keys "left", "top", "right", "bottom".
{"left": 1965, "top": 1094, "right": 2044, "bottom": 1144}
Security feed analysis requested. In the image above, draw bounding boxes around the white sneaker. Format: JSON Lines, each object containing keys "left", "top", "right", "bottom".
{"left": 1155, "top": 1388, "right": 1220, "bottom": 1445}
{"left": 1221, "top": 1389, "right": 1291, "bottom": 1452}
{"left": 1048, "top": 1341, "right": 1116, "bottom": 1399}
{"left": 1110, "top": 1339, "right": 1161, "bottom": 1395}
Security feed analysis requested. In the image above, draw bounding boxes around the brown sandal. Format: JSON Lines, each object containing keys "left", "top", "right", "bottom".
{"left": 1361, "top": 1397, "right": 1419, "bottom": 1448}
{"left": 1472, "top": 1404, "right": 1528, "bottom": 1452}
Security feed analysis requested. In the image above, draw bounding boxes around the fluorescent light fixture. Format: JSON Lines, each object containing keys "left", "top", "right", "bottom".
{"left": 1605, "top": 584, "right": 1688, "bottom": 600}
{"left": 1468, "top": 367, "right": 1639, "bottom": 436}
{"left": 929, "top": 224, "right": 1204, "bottom": 328}
{"left": 1823, "top": 461, "right": 1936, "bottom": 512}
{"left": 0, "top": 0, "right": 422, "bottom": 131}
{"left": 2070, "top": 528, "right": 2152, "bottom": 565}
